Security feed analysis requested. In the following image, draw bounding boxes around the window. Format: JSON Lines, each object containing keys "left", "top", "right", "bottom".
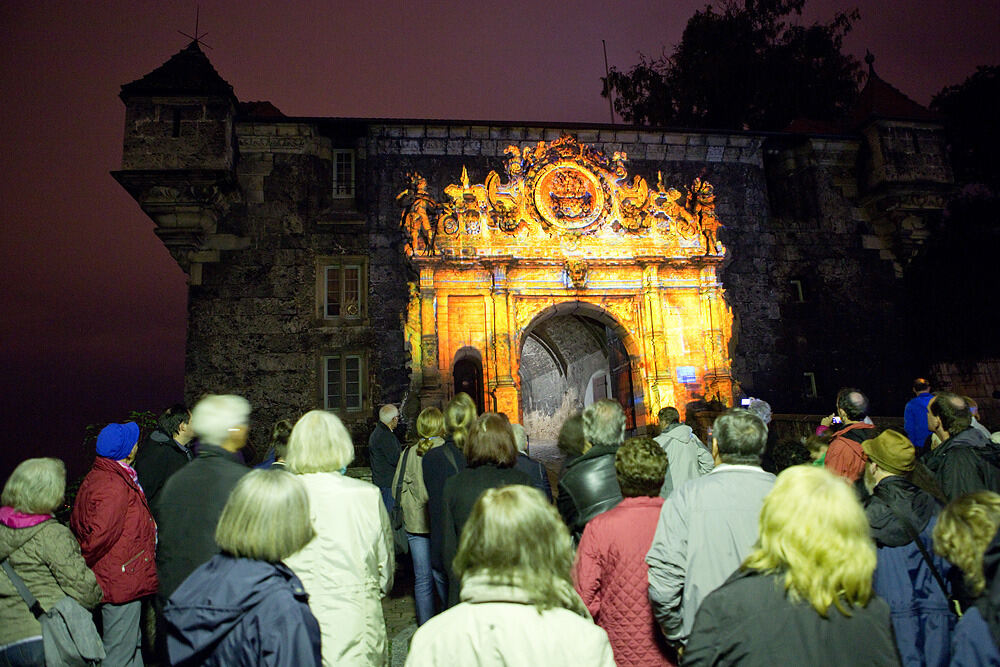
{"left": 321, "top": 259, "right": 365, "bottom": 320}
{"left": 325, "top": 354, "right": 364, "bottom": 413}
{"left": 333, "top": 150, "right": 355, "bottom": 198}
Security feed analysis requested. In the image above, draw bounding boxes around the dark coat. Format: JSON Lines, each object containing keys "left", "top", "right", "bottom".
{"left": 951, "top": 526, "right": 1000, "bottom": 665}
{"left": 923, "top": 427, "right": 996, "bottom": 501}
{"left": 441, "top": 464, "right": 532, "bottom": 607}
{"left": 69, "top": 457, "right": 158, "bottom": 603}
{"left": 514, "top": 452, "right": 552, "bottom": 501}
{"left": 422, "top": 438, "right": 466, "bottom": 572}
{"left": 133, "top": 430, "right": 193, "bottom": 506}
{"left": 557, "top": 444, "right": 623, "bottom": 542}
{"left": 368, "top": 421, "right": 401, "bottom": 489}
{"left": 164, "top": 554, "right": 321, "bottom": 667}
{"left": 153, "top": 444, "right": 248, "bottom": 602}
{"left": 683, "top": 569, "right": 900, "bottom": 666}
{"left": 865, "top": 476, "right": 954, "bottom": 667}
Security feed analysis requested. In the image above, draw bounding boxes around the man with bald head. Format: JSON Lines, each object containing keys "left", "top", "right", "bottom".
{"left": 924, "top": 391, "right": 998, "bottom": 500}
{"left": 823, "top": 387, "right": 876, "bottom": 482}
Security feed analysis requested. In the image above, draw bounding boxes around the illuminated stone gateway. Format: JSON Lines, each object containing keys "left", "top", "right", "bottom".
{"left": 399, "top": 135, "right": 734, "bottom": 426}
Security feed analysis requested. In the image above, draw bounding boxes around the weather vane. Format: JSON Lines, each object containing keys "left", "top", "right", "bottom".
{"left": 178, "top": 7, "right": 212, "bottom": 50}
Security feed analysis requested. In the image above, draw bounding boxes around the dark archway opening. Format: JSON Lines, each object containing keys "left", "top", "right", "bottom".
{"left": 453, "top": 357, "right": 484, "bottom": 415}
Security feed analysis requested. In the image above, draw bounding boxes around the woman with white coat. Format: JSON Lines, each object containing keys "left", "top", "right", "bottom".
{"left": 285, "top": 410, "right": 394, "bottom": 666}
{"left": 405, "top": 484, "right": 614, "bottom": 666}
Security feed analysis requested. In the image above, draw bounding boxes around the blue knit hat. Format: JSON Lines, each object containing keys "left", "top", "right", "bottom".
{"left": 96, "top": 422, "right": 140, "bottom": 460}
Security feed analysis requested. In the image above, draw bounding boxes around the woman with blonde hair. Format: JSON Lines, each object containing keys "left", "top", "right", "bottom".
{"left": 422, "top": 393, "right": 475, "bottom": 601}
{"left": 164, "top": 469, "right": 321, "bottom": 666}
{"left": 684, "top": 465, "right": 899, "bottom": 666}
{"left": 406, "top": 484, "right": 614, "bottom": 666}
{"left": 440, "top": 412, "right": 532, "bottom": 606}
{"left": 283, "top": 410, "right": 394, "bottom": 666}
{"left": 392, "top": 406, "right": 447, "bottom": 624}
{"left": 0, "top": 458, "right": 103, "bottom": 666}
{"left": 933, "top": 491, "right": 1000, "bottom": 665}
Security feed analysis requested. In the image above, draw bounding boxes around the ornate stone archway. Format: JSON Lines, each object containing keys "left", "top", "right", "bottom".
{"left": 400, "top": 135, "right": 734, "bottom": 426}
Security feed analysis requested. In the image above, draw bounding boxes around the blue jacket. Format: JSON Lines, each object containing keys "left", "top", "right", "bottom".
{"left": 164, "top": 555, "right": 321, "bottom": 667}
{"left": 904, "top": 393, "right": 933, "bottom": 453}
{"left": 866, "top": 476, "right": 954, "bottom": 667}
{"left": 951, "top": 607, "right": 1000, "bottom": 666}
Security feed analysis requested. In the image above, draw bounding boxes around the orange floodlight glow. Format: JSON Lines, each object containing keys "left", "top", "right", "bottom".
{"left": 398, "top": 134, "right": 734, "bottom": 426}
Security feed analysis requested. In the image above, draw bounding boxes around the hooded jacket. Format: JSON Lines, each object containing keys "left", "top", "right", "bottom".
{"left": 923, "top": 427, "right": 997, "bottom": 501}
{"left": 69, "top": 456, "right": 158, "bottom": 603}
{"left": 164, "top": 554, "right": 321, "bottom": 667}
{"left": 824, "top": 421, "right": 876, "bottom": 482}
{"left": 405, "top": 573, "right": 616, "bottom": 667}
{"left": 654, "top": 423, "right": 713, "bottom": 498}
{"left": 864, "top": 476, "right": 953, "bottom": 667}
{"left": 0, "top": 514, "right": 103, "bottom": 646}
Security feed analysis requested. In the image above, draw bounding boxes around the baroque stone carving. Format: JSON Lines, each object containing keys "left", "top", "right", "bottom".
{"left": 565, "top": 259, "right": 588, "bottom": 288}
{"left": 396, "top": 134, "right": 724, "bottom": 258}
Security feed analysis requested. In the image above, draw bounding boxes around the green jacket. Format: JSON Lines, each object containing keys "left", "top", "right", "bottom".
{"left": 0, "top": 519, "right": 103, "bottom": 645}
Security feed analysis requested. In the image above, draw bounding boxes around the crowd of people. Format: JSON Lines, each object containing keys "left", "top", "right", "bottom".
{"left": 1, "top": 379, "right": 1000, "bottom": 666}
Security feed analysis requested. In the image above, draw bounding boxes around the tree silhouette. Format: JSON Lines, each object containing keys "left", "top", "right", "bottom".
{"left": 603, "top": 0, "right": 862, "bottom": 130}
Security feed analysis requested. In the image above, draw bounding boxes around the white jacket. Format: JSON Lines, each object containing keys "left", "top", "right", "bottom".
{"left": 405, "top": 573, "right": 615, "bottom": 666}
{"left": 285, "top": 472, "right": 394, "bottom": 666}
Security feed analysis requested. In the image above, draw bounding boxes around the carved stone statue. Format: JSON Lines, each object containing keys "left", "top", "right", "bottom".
{"left": 396, "top": 172, "right": 439, "bottom": 255}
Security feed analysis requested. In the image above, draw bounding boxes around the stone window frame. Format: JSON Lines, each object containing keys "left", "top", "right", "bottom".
{"left": 317, "top": 256, "right": 368, "bottom": 322}
{"left": 332, "top": 149, "right": 356, "bottom": 199}
{"left": 322, "top": 352, "right": 367, "bottom": 415}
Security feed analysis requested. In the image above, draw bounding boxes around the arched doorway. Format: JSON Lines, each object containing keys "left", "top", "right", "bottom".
{"left": 518, "top": 302, "right": 642, "bottom": 439}
{"left": 453, "top": 347, "right": 485, "bottom": 415}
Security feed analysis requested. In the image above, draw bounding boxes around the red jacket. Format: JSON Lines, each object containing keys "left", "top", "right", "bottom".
{"left": 70, "top": 457, "right": 157, "bottom": 603}
{"left": 573, "top": 496, "right": 676, "bottom": 667}
{"left": 824, "top": 422, "right": 876, "bottom": 483}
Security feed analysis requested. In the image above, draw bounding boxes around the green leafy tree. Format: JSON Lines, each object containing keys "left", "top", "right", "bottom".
{"left": 603, "top": 0, "right": 862, "bottom": 130}
{"left": 931, "top": 65, "right": 1000, "bottom": 189}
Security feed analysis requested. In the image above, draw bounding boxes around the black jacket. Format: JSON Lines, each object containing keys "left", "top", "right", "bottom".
{"left": 923, "top": 427, "right": 996, "bottom": 501}
{"left": 865, "top": 476, "right": 939, "bottom": 548}
{"left": 557, "top": 444, "right": 622, "bottom": 541}
{"left": 684, "top": 569, "right": 900, "bottom": 666}
{"left": 514, "top": 453, "right": 552, "bottom": 501}
{"left": 423, "top": 438, "right": 466, "bottom": 572}
{"left": 368, "top": 422, "right": 401, "bottom": 489}
{"left": 441, "top": 464, "right": 532, "bottom": 606}
{"left": 153, "top": 444, "right": 248, "bottom": 602}
{"left": 133, "top": 431, "right": 193, "bottom": 506}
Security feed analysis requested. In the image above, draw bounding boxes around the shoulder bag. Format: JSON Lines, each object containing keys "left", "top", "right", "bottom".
{"left": 389, "top": 446, "right": 413, "bottom": 555}
{"left": 1, "top": 558, "right": 106, "bottom": 666}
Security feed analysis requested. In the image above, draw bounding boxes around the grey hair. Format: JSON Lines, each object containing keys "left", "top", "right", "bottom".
{"left": 582, "top": 399, "right": 626, "bottom": 449}
{"left": 713, "top": 408, "right": 767, "bottom": 465}
{"left": 286, "top": 410, "right": 355, "bottom": 473}
{"left": 215, "top": 469, "right": 315, "bottom": 562}
{"left": 746, "top": 399, "right": 772, "bottom": 425}
{"left": 190, "top": 395, "right": 251, "bottom": 446}
{"left": 2, "top": 458, "right": 66, "bottom": 515}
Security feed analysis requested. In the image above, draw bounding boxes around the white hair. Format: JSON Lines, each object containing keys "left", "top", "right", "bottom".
{"left": 582, "top": 399, "right": 626, "bottom": 449}
{"left": 379, "top": 404, "right": 399, "bottom": 426}
{"left": 286, "top": 410, "right": 355, "bottom": 473}
{"left": 190, "top": 395, "right": 251, "bottom": 446}
{"left": 511, "top": 423, "right": 528, "bottom": 453}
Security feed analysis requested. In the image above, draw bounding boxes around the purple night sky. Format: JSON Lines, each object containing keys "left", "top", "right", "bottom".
{"left": 1, "top": 1, "right": 997, "bottom": 479}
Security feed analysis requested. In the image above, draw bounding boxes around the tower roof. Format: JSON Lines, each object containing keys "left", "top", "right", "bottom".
{"left": 848, "top": 56, "right": 939, "bottom": 128}
{"left": 120, "top": 41, "right": 238, "bottom": 103}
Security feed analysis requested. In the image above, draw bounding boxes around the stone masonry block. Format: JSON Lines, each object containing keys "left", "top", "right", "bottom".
{"left": 471, "top": 126, "right": 489, "bottom": 138}
{"left": 446, "top": 140, "right": 463, "bottom": 155}
{"left": 449, "top": 126, "right": 470, "bottom": 138}
{"left": 426, "top": 126, "right": 448, "bottom": 138}
{"left": 422, "top": 139, "right": 446, "bottom": 155}
{"left": 404, "top": 126, "right": 425, "bottom": 138}
{"left": 400, "top": 140, "right": 420, "bottom": 155}
{"left": 277, "top": 125, "right": 299, "bottom": 136}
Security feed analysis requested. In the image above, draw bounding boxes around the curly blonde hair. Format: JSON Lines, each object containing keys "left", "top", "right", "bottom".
{"left": 933, "top": 491, "right": 1000, "bottom": 595}
{"left": 743, "top": 465, "right": 875, "bottom": 617}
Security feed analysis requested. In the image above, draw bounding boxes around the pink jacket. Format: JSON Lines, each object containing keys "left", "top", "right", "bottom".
{"left": 573, "top": 496, "right": 676, "bottom": 667}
